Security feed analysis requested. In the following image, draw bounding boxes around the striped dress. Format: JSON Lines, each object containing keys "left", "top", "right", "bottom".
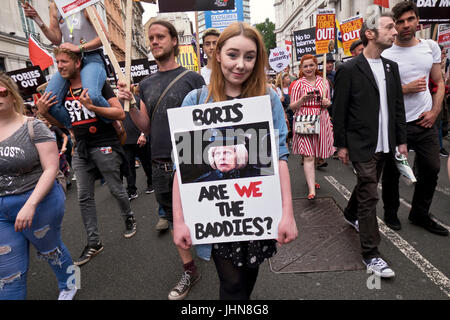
{"left": 291, "top": 76, "right": 335, "bottom": 158}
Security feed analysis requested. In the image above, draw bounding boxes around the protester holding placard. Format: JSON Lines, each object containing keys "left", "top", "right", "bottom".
{"left": 22, "top": 1, "right": 110, "bottom": 128}
{"left": 172, "top": 22, "right": 297, "bottom": 300}
{"left": 0, "top": 73, "right": 76, "bottom": 300}
{"left": 289, "top": 54, "right": 334, "bottom": 200}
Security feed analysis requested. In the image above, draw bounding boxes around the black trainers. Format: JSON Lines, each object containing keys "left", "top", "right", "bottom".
{"left": 440, "top": 148, "right": 449, "bottom": 157}
{"left": 128, "top": 192, "right": 138, "bottom": 201}
{"left": 124, "top": 216, "right": 137, "bottom": 238}
{"left": 384, "top": 215, "right": 402, "bottom": 231}
{"left": 74, "top": 242, "right": 104, "bottom": 266}
{"left": 145, "top": 186, "right": 155, "bottom": 194}
{"left": 409, "top": 217, "right": 449, "bottom": 236}
{"left": 168, "top": 271, "right": 201, "bottom": 300}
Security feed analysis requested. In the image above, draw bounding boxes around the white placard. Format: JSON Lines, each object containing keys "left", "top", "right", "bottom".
{"left": 268, "top": 47, "right": 290, "bottom": 73}
{"left": 54, "top": 0, "right": 101, "bottom": 19}
{"left": 168, "top": 95, "right": 282, "bottom": 245}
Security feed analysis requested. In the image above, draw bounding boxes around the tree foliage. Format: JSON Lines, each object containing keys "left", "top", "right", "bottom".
{"left": 255, "top": 18, "right": 276, "bottom": 53}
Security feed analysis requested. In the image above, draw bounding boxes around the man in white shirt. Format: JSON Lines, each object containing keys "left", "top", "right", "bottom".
{"left": 200, "top": 28, "right": 220, "bottom": 85}
{"left": 381, "top": 1, "right": 448, "bottom": 236}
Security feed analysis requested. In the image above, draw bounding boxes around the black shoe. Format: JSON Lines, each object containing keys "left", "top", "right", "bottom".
{"left": 128, "top": 192, "right": 138, "bottom": 201}
{"left": 409, "top": 217, "right": 449, "bottom": 236}
{"left": 124, "top": 216, "right": 137, "bottom": 238}
{"left": 384, "top": 216, "right": 402, "bottom": 231}
{"left": 439, "top": 148, "right": 449, "bottom": 157}
{"left": 145, "top": 186, "right": 155, "bottom": 194}
{"left": 74, "top": 242, "right": 104, "bottom": 266}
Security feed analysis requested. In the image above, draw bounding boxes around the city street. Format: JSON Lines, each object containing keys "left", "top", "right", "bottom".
{"left": 26, "top": 139, "right": 450, "bottom": 301}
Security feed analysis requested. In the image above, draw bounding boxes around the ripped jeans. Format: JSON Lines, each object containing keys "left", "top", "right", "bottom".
{"left": 0, "top": 182, "right": 73, "bottom": 300}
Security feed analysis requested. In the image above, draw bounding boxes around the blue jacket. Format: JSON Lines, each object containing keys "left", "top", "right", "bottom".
{"left": 179, "top": 85, "right": 289, "bottom": 261}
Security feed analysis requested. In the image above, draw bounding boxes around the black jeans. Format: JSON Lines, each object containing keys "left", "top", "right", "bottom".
{"left": 212, "top": 250, "right": 259, "bottom": 300}
{"left": 152, "top": 160, "right": 174, "bottom": 223}
{"left": 123, "top": 143, "right": 152, "bottom": 194}
{"left": 382, "top": 123, "right": 440, "bottom": 222}
{"left": 345, "top": 152, "right": 389, "bottom": 260}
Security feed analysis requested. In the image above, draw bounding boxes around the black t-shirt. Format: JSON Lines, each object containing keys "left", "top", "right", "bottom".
{"left": 139, "top": 66, "right": 205, "bottom": 159}
{"left": 64, "top": 83, "right": 118, "bottom": 146}
{"left": 122, "top": 95, "right": 142, "bottom": 145}
{"left": 50, "top": 125, "right": 65, "bottom": 150}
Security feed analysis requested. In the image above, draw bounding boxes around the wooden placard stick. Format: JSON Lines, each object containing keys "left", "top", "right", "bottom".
{"left": 323, "top": 53, "right": 327, "bottom": 99}
{"left": 124, "top": 0, "right": 133, "bottom": 111}
{"left": 85, "top": 5, "right": 136, "bottom": 109}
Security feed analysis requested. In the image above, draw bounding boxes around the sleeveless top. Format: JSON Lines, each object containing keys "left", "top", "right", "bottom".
{"left": 58, "top": 11, "right": 99, "bottom": 52}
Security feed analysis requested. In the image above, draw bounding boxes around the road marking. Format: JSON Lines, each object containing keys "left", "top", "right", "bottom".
{"left": 375, "top": 184, "right": 450, "bottom": 233}
{"left": 436, "top": 186, "right": 450, "bottom": 197}
{"left": 325, "top": 175, "right": 450, "bottom": 298}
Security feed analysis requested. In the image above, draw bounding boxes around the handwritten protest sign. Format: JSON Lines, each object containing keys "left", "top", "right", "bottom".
{"left": 54, "top": 0, "right": 101, "bottom": 19}
{"left": 315, "top": 9, "right": 336, "bottom": 55}
{"left": 340, "top": 15, "right": 363, "bottom": 56}
{"left": 168, "top": 95, "right": 282, "bottom": 245}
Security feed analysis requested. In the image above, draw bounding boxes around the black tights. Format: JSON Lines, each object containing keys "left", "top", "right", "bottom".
{"left": 212, "top": 251, "right": 259, "bottom": 300}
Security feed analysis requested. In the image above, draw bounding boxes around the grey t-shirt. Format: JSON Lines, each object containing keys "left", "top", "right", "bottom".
{"left": 0, "top": 119, "right": 56, "bottom": 196}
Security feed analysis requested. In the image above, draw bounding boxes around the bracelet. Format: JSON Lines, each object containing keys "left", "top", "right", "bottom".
{"left": 78, "top": 44, "right": 85, "bottom": 53}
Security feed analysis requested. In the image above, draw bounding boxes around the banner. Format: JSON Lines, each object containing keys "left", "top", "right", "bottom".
{"left": 176, "top": 45, "right": 199, "bottom": 72}
{"left": 315, "top": 9, "right": 336, "bottom": 55}
{"left": 159, "top": 0, "right": 235, "bottom": 13}
{"left": 54, "top": 0, "right": 101, "bottom": 19}
{"left": 168, "top": 95, "right": 282, "bottom": 245}
{"left": 7, "top": 66, "right": 46, "bottom": 99}
{"left": 293, "top": 27, "right": 316, "bottom": 60}
{"left": 374, "top": 0, "right": 389, "bottom": 8}
{"left": 285, "top": 40, "right": 292, "bottom": 58}
{"left": 414, "top": 0, "right": 450, "bottom": 23}
{"left": 204, "top": 0, "right": 243, "bottom": 31}
{"left": 339, "top": 15, "right": 363, "bottom": 56}
{"left": 268, "top": 47, "right": 290, "bottom": 73}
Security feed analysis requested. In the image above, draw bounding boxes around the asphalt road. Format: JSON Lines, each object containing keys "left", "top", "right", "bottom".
{"left": 26, "top": 139, "right": 450, "bottom": 301}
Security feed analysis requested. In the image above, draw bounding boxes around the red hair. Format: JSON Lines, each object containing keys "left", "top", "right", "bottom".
{"left": 299, "top": 54, "right": 321, "bottom": 78}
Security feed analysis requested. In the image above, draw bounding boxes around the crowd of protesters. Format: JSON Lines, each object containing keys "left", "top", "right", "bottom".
{"left": 0, "top": 1, "right": 449, "bottom": 300}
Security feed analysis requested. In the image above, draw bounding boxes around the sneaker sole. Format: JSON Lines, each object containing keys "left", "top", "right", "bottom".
{"left": 124, "top": 227, "right": 137, "bottom": 239}
{"left": 344, "top": 217, "right": 359, "bottom": 233}
{"left": 73, "top": 246, "right": 104, "bottom": 266}
{"left": 167, "top": 274, "right": 201, "bottom": 301}
{"left": 365, "top": 266, "right": 395, "bottom": 278}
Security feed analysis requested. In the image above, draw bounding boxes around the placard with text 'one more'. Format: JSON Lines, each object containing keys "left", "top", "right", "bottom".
{"left": 168, "top": 95, "right": 282, "bottom": 245}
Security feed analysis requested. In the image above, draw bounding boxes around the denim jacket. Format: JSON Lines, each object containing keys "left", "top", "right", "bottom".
{"left": 179, "top": 85, "right": 289, "bottom": 261}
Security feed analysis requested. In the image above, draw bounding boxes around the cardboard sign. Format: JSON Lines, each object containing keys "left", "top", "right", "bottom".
{"left": 268, "top": 47, "right": 290, "bottom": 73}
{"left": 339, "top": 16, "right": 363, "bottom": 56}
{"left": 204, "top": 0, "right": 243, "bottom": 32}
{"left": 315, "top": 9, "right": 336, "bottom": 55}
{"left": 159, "top": 0, "right": 235, "bottom": 13}
{"left": 54, "top": 0, "right": 101, "bottom": 19}
{"left": 438, "top": 24, "right": 450, "bottom": 49}
{"left": 168, "top": 95, "right": 282, "bottom": 245}
{"left": 293, "top": 27, "right": 316, "bottom": 60}
{"left": 176, "top": 45, "right": 199, "bottom": 72}
{"left": 7, "top": 66, "right": 46, "bottom": 99}
{"left": 414, "top": 0, "right": 450, "bottom": 23}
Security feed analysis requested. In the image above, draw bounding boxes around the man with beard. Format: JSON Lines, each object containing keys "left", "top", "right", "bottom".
{"left": 333, "top": 13, "right": 407, "bottom": 278}
{"left": 37, "top": 47, "right": 137, "bottom": 267}
{"left": 381, "top": 2, "right": 447, "bottom": 236}
{"left": 117, "top": 21, "right": 205, "bottom": 300}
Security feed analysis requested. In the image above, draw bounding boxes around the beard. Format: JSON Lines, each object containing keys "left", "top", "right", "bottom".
{"left": 153, "top": 46, "right": 175, "bottom": 63}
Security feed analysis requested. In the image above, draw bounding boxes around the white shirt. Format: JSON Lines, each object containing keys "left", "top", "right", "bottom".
{"left": 367, "top": 58, "right": 390, "bottom": 153}
{"left": 201, "top": 66, "right": 212, "bottom": 85}
{"left": 382, "top": 39, "right": 441, "bottom": 122}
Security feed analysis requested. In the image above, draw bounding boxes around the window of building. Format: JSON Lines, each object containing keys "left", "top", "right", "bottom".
{"left": 17, "top": 0, "right": 39, "bottom": 39}
{"left": 0, "top": 57, "right": 5, "bottom": 72}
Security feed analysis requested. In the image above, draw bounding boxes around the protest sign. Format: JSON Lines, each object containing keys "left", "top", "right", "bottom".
{"left": 168, "top": 95, "right": 282, "bottom": 245}
{"left": 268, "top": 47, "right": 290, "bottom": 73}
{"left": 54, "top": 0, "right": 101, "bottom": 19}
{"left": 438, "top": 24, "right": 450, "bottom": 49}
{"left": 204, "top": 0, "right": 244, "bottom": 31}
{"left": 315, "top": 9, "right": 336, "bottom": 55}
{"left": 177, "top": 45, "right": 199, "bottom": 72}
{"left": 293, "top": 27, "right": 316, "bottom": 60}
{"left": 414, "top": 0, "right": 450, "bottom": 23}
{"left": 339, "top": 15, "right": 363, "bottom": 56}
{"left": 159, "top": 0, "right": 235, "bottom": 13}
{"left": 7, "top": 66, "right": 46, "bottom": 99}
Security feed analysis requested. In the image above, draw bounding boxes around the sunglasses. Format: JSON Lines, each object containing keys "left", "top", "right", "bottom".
{"left": 0, "top": 87, "right": 9, "bottom": 97}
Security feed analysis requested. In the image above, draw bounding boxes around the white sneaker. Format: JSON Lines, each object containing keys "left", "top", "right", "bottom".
{"left": 344, "top": 217, "right": 359, "bottom": 233}
{"left": 363, "top": 257, "right": 395, "bottom": 278}
{"left": 58, "top": 287, "right": 78, "bottom": 300}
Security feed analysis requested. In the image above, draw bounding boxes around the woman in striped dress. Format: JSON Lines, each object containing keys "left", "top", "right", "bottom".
{"left": 290, "top": 54, "right": 334, "bottom": 199}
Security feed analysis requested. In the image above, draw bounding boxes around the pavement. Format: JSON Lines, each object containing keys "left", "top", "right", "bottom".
{"left": 26, "top": 139, "right": 450, "bottom": 301}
